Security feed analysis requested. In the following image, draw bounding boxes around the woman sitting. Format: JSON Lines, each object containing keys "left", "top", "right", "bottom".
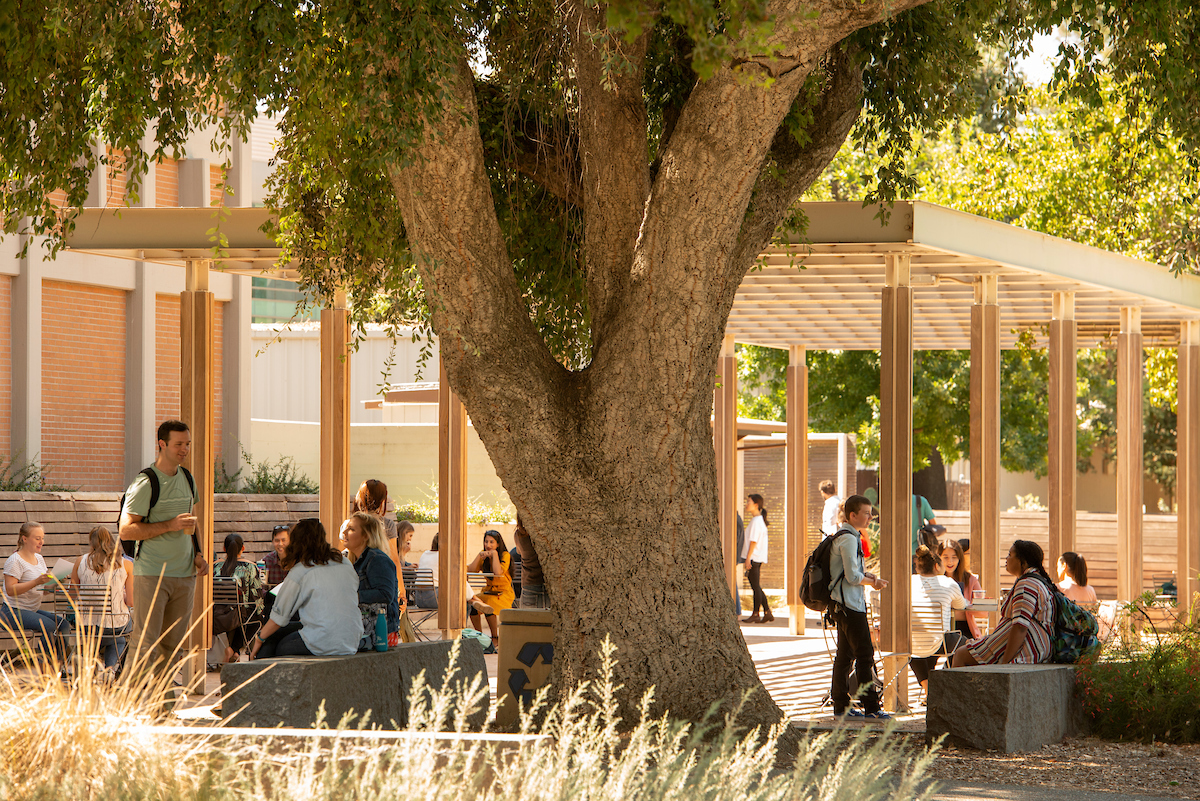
{"left": 909, "top": 545, "right": 967, "bottom": 691}
{"left": 1057, "top": 551, "right": 1098, "bottom": 605}
{"left": 952, "top": 540, "right": 1055, "bottom": 667}
{"left": 414, "top": 533, "right": 439, "bottom": 609}
{"left": 213, "top": 533, "right": 265, "bottom": 664}
{"left": 467, "top": 530, "right": 514, "bottom": 645}
{"left": 2, "top": 522, "right": 69, "bottom": 668}
{"left": 941, "top": 539, "right": 985, "bottom": 639}
{"left": 69, "top": 525, "right": 133, "bottom": 673}
{"left": 340, "top": 512, "right": 401, "bottom": 645}
{"left": 249, "top": 519, "right": 361, "bottom": 659}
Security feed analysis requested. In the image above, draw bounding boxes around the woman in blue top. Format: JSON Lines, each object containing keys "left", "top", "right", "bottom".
{"left": 341, "top": 511, "right": 401, "bottom": 640}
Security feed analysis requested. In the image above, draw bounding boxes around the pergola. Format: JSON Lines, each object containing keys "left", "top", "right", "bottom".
{"left": 67, "top": 201, "right": 1200, "bottom": 709}
{"left": 714, "top": 201, "right": 1200, "bottom": 708}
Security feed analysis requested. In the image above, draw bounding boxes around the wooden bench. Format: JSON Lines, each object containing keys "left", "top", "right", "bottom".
{"left": 219, "top": 639, "right": 490, "bottom": 729}
{"left": 926, "top": 664, "right": 1087, "bottom": 752}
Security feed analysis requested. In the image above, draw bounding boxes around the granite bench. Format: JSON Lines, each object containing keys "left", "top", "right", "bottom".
{"left": 925, "top": 664, "right": 1088, "bottom": 752}
{"left": 220, "top": 639, "right": 488, "bottom": 730}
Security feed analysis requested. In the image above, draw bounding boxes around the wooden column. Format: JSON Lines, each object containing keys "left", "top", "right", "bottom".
{"left": 180, "top": 259, "right": 214, "bottom": 692}
{"left": 1048, "top": 291, "right": 1077, "bottom": 566}
{"left": 785, "top": 346, "right": 808, "bottom": 634}
{"left": 880, "top": 255, "right": 912, "bottom": 711}
{"left": 1178, "top": 321, "right": 1200, "bottom": 618}
{"left": 971, "top": 275, "right": 1001, "bottom": 620}
{"left": 715, "top": 335, "right": 738, "bottom": 603}
{"left": 1117, "top": 307, "right": 1144, "bottom": 601}
{"left": 438, "top": 356, "right": 469, "bottom": 636}
{"left": 319, "top": 291, "right": 351, "bottom": 545}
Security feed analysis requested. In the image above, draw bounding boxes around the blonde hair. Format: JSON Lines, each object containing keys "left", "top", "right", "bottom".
{"left": 17, "top": 521, "right": 43, "bottom": 549}
{"left": 351, "top": 511, "right": 389, "bottom": 555}
{"left": 86, "top": 525, "right": 121, "bottom": 574}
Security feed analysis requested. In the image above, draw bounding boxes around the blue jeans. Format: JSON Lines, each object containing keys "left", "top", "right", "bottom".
{"left": 82, "top": 621, "right": 133, "bottom": 669}
{"left": 1, "top": 604, "right": 70, "bottom": 662}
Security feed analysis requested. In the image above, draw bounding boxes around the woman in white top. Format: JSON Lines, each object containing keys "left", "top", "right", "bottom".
{"left": 909, "top": 545, "right": 968, "bottom": 690}
{"left": 1057, "top": 551, "right": 1098, "bottom": 605}
{"left": 741, "top": 494, "right": 773, "bottom": 624}
{"left": 69, "top": 525, "right": 134, "bottom": 670}
{"left": 1, "top": 521, "right": 70, "bottom": 665}
{"left": 249, "top": 518, "right": 362, "bottom": 659}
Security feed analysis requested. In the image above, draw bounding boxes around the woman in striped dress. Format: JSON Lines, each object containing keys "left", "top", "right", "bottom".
{"left": 952, "top": 540, "right": 1054, "bottom": 667}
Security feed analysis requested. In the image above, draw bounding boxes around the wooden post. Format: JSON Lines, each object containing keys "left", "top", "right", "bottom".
{"left": 1178, "top": 321, "right": 1200, "bottom": 618}
{"left": 1048, "top": 291, "right": 1077, "bottom": 567}
{"left": 180, "top": 259, "right": 214, "bottom": 692}
{"left": 438, "top": 356, "right": 469, "bottom": 637}
{"left": 716, "top": 335, "right": 738, "bottom": 604}
{"left": 785, "top": 346, "right": 808, "bottom": 634}
{"left": 880, "top": 255, "right": 912, "bottom": 712}
{"left": 1117, "top": 307, "right": 1144, "bottom": 602}
{"left": 971, "top": 275, "right": 1001, "bottom": 625}
{"left": 319, "top": 291, "right": 351, "bottom": 545}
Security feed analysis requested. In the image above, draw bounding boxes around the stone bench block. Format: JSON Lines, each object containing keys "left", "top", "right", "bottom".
{"left": 926, "top": 664, "right": 1087, "bottom": 752}
{"left": 221, "top": 639, "right": 488, "bottom": 730}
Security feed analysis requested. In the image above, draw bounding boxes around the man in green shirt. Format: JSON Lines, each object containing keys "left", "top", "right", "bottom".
{"left": 119, "top": 420, "right": 207, "bottom": 685}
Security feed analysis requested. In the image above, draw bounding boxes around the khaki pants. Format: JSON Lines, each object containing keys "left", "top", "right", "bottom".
{"left": 131, "top": 573, "right": 196, "bottom": 684}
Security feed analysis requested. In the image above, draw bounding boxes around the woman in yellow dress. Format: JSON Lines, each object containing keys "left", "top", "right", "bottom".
{"left": 467, "top": 530, "right": 515, "bottom": 644}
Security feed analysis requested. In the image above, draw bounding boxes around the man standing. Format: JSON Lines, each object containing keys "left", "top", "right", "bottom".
{"left": 910, "top": 494, "right": 938, "bottom": 557}
{"left": 120, "top": 420, "right": 207, "bottom": 684}
{"left": 829, "top": 494, "right": 890, "bottom": 719}
{"left": 819, "top": 480, "right": 842, "bottom": 536}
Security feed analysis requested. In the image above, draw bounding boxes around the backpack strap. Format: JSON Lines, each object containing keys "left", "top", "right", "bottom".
{"left": 828, "top": 529, "right": 854, "bottom": 604}
{"left": 127, "top": 468, "right": 161, "bottom": 560}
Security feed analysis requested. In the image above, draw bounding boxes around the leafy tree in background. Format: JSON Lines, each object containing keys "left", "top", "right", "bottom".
{"left": 4, "top": 0, "right": 1199, "bottom": 726}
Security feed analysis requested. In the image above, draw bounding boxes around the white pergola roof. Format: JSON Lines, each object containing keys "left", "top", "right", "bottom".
{"left": 731, "top": 201, "right": 1200, "bottom": 350}
{"left": 66, "top": 202, "right": 1200, "bottom": 350}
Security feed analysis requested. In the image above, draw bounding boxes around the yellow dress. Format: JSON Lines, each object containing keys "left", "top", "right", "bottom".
{"left": 481, "top": 550, "right": 515, "bottom": 614}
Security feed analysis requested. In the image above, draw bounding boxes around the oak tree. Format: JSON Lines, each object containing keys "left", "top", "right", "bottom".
{"left": 3, "top": 0, "right": 1198, "bottom": 725}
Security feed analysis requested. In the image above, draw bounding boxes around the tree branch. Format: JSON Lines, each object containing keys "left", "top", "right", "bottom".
{"left": 565, "top": 0, "right": 652, "bottom": 346}
{"left": 728, "top": 44, "right": 865, "bottom": 277}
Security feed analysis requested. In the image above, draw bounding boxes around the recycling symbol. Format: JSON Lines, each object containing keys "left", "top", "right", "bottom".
{"left": 508, "top": 641, "right": 554, "bottom": 706}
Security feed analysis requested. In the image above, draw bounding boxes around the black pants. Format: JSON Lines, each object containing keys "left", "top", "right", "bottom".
{"left": 910, "top": 631, "right": 964, "bottom": 685}
{"left": 746, "top": 561, "right": 769, "bottom": 616}
{"left": 255, "top": 622, "right": 313, "bottom": 659}
{"left": 831, "top": 605, "right": 880, "bottom": 714}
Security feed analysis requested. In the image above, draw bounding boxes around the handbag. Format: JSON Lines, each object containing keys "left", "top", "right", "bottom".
{"left": 398, "top": 609, "right": 417, "bottom": 644}
{"left": 358, "top": 603, "right": 387, "bottom": 652}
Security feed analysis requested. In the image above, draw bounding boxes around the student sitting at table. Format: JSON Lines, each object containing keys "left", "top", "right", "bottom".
{"left": 467, "top": 530, "right": 514, "bottom": 646}
{"left": 249, "top": 519, "right": 361, "bottom": 659}
{"left": 340, "top": 512, "right": 401, "bottom": 645}
{"left": 2, "top": 521, "right": 70, "bottom": 670}
{"left": 941, "top": 538, "right": 985, "bottom": 639}
{"left": 70, "top": 525, "right": 134, "bottom": 674}
{"left": 909, "top": 545, "right": 967, "bottom": 691}
{"left": 952, "top": 540, "right": 1054, "bottom": 667}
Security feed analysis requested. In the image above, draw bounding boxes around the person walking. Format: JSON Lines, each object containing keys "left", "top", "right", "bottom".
{"left": 740, "top": 494, "right": 773, "bottom": 623}
{"left": 828, "top": 494, "right": 890, "bottom": 719}
{"left": 119, "top": 419, "right": 206, "bottom": 689}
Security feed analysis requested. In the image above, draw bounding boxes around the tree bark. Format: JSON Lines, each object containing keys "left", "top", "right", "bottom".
{"left": 391, "top": 0, "right": 934, "bottom": 725}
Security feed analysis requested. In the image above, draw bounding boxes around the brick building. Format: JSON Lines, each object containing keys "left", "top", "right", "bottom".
{"left": 0, "top": 129, "right": 270, "bottom": 491}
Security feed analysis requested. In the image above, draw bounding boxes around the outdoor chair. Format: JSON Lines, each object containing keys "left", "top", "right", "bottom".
{"left": 402, "top": 567, "right": 438, "bottom": 640}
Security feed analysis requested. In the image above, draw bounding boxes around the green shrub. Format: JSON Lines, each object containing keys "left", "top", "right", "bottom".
{"left": 394, "top": 479, "right": 514, "bottom": 525}
{"left": 213, "top": 446, "right": 319, "bottom": 494}
{"left": 1076, "top": 594, "right": 1200, "bottom": 743}
{"left": 0, "top": 638, "right": 939, "bottom": 801}
{"left": 0, "top": 451, "right": 77, "bottom": 491}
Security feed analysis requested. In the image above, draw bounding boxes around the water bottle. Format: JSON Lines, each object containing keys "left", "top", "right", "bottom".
{"left": 374, "top": 613, "right": 388, "bottom": 652}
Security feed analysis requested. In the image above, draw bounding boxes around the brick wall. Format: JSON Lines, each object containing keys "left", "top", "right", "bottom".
{"left": 104, "top": 149, "right": 130, "bottom": 207}
{"left": 209, "top": 164, "right": 227, "bottom": 206}
{"left": 0, "top": 276, "right": 10, "bottom": 459}
{"left": 157, "top": 158, "right": 180, "bottom": 207}
{"left": 41, "top": 281, "right": 127, "bottom": 490}
{"left": 155, "top": 294, "right": 224, "bottom": 457}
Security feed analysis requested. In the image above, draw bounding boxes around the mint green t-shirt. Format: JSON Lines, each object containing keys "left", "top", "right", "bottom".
{"left": 122, "top": 466, "right": 198, "bottom": 578}
{"left": 910, "top": 494, "right": 936, "bottom": 554}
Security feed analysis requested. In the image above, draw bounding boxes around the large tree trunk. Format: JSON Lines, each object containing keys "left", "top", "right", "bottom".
{"left": 391, "top": 0, "right": 932, "bottom": 725}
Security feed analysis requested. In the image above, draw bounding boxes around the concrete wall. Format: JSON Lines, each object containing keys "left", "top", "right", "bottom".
{"left": 249, "top": 419, "right": 511, "bottom": 508}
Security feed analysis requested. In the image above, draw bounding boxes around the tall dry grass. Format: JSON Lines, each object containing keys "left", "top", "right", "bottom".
{"left": 1, "top": 638, "right": 939, "bottom": 800}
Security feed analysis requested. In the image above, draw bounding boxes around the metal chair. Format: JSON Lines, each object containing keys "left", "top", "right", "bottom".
{"left": 402, "top": 567, "right": 438, "bottom": 640}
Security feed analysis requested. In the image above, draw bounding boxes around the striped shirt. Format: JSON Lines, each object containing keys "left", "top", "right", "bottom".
{"left": 967, "top": 569, "right": 1054, "bottom": 664}
{"left": 911, "top": 574, "right": 967, "bottom": 657}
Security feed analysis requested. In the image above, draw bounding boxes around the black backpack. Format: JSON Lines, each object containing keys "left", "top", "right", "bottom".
{"left": 799, "top": 529, "right": 854, "bottom": 612}
{"left": 118, "top": 466, "right": 198, "bottom": 559}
